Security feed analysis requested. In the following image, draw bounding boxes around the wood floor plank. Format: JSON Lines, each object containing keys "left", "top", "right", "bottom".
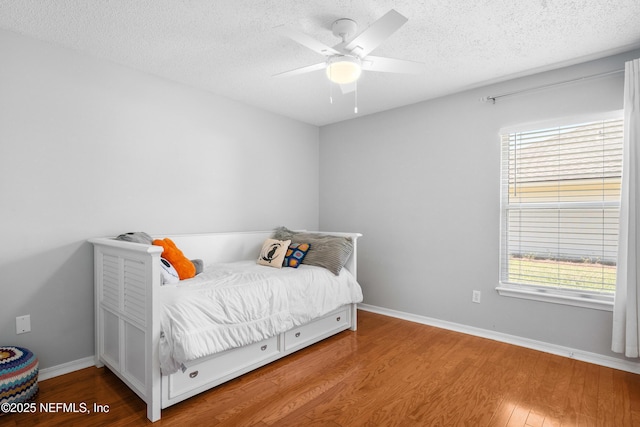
{"left": 543, "top": 355, "right": 574, "bottom": 422}
{"left": 626, "top": 370, "right": 640, "bottom": 414}
{"left": 491, "top": 398, "right": 517, "bottom": 427}
{"left": 327, "top": 331, "right": 456, "bottom": 425}
{"left": 596, "top": 366, "right": 615, "bottom": 426}
{"left": 454, "top": 340, "right": 513, "bottom": 426}
{"left": 580, "top": 362, "right": 600, "bottom": 421}
{"left": 614, "top": 369, "right": 634, "bottom": 426}
{"left": 525, "top": 409, "right": 545, "bottom": 427}
{"left": 485, "top": 346, "right": 542, "bottom": 426}
{"left": 562, "top": 359, "right": 587, "bottom": 425}
{"left": 541, "top": 415, "right": 562, "bottom": 427}
{"left": 3, "top": 310, "right": 640, "bottom": 426}
{"left": 506, "top": 404, "right": 530, "bottom": 427}
{"left": 401, "top": 335, "right": 483, "bottom": 424}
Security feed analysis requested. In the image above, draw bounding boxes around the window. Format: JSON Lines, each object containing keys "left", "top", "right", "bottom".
{"left": 497, "top": 113, "right": 623, "bottom": 310}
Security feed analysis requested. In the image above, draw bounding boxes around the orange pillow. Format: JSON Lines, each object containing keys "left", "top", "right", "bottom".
{"left": 152, "top": 238, "right": 195, "bottom": 280}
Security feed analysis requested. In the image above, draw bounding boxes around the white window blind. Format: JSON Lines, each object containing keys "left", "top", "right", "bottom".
{"left": 500, "top": 116, "right": 623, "bottom": 297}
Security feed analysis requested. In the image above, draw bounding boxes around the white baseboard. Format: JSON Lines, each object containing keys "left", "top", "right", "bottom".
{"left": 358, "top": 303, "right": 640, "bottom": 375}
{"left": 38, "top": 356, "right": 95, "bottom": 381}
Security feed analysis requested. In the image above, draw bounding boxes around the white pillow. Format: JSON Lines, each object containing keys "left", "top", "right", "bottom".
{"left": 257, "top": 239, "right": 291, "bottom": 268}
{"left": 160, "top": 258, "right": 180, "bottom": 284}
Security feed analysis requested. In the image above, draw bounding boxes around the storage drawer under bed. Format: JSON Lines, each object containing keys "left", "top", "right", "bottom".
{"left": 164, "top": 306, "right": 353, "bottom": 403}
{"left": 284, "top": 307, "right": 349, "bottom": 351}
{"left": 166, "top": 335, "right": 280, "bottom": 400}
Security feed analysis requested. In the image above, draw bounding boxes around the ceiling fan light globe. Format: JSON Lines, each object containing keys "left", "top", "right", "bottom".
{"left": 326, "top": 57, "right": 362, "bottom": 84}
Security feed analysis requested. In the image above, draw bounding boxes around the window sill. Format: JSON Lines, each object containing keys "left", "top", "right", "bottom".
{"left": 496, "top": 285, "right": 614, "bottom": 311}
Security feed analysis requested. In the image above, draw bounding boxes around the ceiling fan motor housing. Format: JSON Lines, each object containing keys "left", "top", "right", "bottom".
{"left": 331, "top": 18, "right": 358, "bottom": 42}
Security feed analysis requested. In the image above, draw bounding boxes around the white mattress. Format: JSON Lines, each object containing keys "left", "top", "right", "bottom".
{"left": 158, "top": 261, "right": 363, "bottom": 374}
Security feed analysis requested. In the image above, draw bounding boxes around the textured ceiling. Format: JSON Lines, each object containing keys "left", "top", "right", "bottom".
{"left": 1, "top": 0, "right": 640, "bottom": 126}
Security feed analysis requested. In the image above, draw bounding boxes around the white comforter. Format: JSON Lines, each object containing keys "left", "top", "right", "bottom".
{"left": 159, "top": 261, "right": 363, "bottom": 374}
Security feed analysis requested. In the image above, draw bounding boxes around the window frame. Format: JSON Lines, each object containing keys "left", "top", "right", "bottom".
{"left": 496, "top": 111, "right": 623, "bottom": 311}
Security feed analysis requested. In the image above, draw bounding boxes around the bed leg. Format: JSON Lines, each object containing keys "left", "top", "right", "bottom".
{"left": 94, "top": 352, "right": 104, "bottom": 368}
{"left": 350, "top": 303, "right": 358, "bottom": 331}
{"left": 148, "top": 404, "right": 161, "bottom": 422}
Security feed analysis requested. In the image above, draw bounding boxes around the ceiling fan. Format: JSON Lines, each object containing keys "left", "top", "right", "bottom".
{"left": 274, "top": 9, "right": 425, "bottom": 96}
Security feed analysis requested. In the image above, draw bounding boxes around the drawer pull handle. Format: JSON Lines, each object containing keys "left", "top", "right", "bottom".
{"left": 261, "top": 345, "right": 268, "bottom": 351}
{"left": 336, "top": 316, "right": 341, "bottom": 322}
{"left": 189, "top": 371, "right": 199, "bottom": 379}
{"left": 295, "top": 332, "right": 301, "bottom": 338}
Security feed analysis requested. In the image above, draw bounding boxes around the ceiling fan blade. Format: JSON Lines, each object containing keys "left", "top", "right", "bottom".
{"left": 276, "top": 25, "right": 340, "bottom": 57}
{"left": 340, "top": 82, "right": 357, "bottom": 94}
{"left": 362, "top": 56, "right": 425, "bottom": 74}
{"left": 273, "top": 62, "right": 326, "bottom": 78}
{"left": 344, "top": 9, "right": 408, "bottom": 58}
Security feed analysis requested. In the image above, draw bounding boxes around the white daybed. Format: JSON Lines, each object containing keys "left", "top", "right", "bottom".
{"left": 89, "top": 230, "right": 362, "bottom": 422}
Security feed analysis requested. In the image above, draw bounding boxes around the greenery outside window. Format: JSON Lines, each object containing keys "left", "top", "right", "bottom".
{"left": 497, "top": 112, "right": 623, "bottom": 310}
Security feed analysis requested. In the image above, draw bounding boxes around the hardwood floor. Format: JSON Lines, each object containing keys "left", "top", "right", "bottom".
{"left": 3, "top": 310, "right": 640, "bottom": 426}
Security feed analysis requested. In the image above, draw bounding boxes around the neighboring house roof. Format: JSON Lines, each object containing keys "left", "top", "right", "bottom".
{"left": 503, "top": 119, "right": 623, "bottom": 184}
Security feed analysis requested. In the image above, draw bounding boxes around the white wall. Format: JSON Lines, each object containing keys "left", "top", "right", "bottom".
{"left": 319, "top": 49, "right": 640, "bottom": 361}
{"left": 3, "top": 25, "right": 638, "bottom": 372}
{"left": 0, "top": 29, "right": 319, "bottom": 369}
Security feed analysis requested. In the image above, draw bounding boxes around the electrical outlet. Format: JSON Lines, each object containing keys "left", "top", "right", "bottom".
{"left": 472, "top": 290, "right": 481, "bottom": 304}
{"left": 16, "top": 315, "right": 31, "bottom": 334}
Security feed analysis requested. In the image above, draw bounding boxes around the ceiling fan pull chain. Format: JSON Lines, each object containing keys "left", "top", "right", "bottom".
{"left": 354, "top": 81, "right": 358, "bottom": 113}
{"left": 329, "top": 67, "right": 333, "bottom": 104}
